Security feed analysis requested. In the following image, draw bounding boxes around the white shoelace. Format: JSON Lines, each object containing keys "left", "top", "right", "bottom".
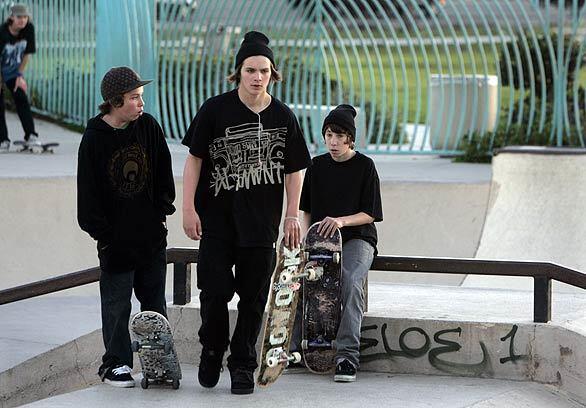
{"left": 112, "top": 365, "right": 132, "bottom": 375}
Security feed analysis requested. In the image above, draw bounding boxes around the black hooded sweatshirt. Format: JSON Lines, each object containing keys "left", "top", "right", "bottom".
{"left": 77, "top": 113, "right": 175, "bottom": 249}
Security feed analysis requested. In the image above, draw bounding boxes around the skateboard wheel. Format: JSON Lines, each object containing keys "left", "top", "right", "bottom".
{"left": 141, "top": 377, "right": 149, "bottom": 389}
{"left": 333, "top": 252, "right": 341, "bottom": 264}
{"left": 280, "top": 271, "right": 292, "bottom": 284}
{"left": 304, "top": 251, "right": 310, "bottom": 260}
{"left": 172, "top": 379, "right": 180, "bottom": 389}
{"left": 131, "top": 340, "right": 140, "bottom": 352}
{"left": 306, "top": 267, "right": 316, "bottom": 281}
{"left": 292, "top": 352, "right": 302, "bottom": 363}
{"left": 267, "top": 357, "right": 279, "bottom": 368}
{"left": 301, "top": 340, "right": 308, "bottom": 350}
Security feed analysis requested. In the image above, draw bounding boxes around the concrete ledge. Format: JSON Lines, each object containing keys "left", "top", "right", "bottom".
{"left": 0, "top": 329, "right": 103, "bottom": 408}
{"left": 167, "top": 305, "right": 586, "bottom": 402}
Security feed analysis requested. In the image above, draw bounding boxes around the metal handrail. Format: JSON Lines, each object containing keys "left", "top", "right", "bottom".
{"left": 1, "top": 247, "right": 585, "bottom": 323}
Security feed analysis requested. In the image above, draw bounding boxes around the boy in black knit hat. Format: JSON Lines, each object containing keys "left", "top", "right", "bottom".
{"left": 295, "top": 104, "right": 383, "bottom": 382}
{"left": 181, "top": 31, "right": 310, "bottom": 394}
{"left": 77, "top": 66, "right": 176, "bottom": 388}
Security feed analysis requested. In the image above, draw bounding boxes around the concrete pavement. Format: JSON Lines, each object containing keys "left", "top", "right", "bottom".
{"left": 24, "top": 365, "right": 584, "bottom": 408}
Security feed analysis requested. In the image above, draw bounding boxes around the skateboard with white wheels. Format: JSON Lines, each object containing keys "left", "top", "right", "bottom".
{"left": 257, "top": 238, "right": 307, "bottom": 387}
{"left": 301, "top": 222, "right": 342, "bottom": 374}
{"left": 13, "top": 140, "right": 59, "bottom": 153}
{"left": 130, "top": 311, "right": 182, "bottom": 389}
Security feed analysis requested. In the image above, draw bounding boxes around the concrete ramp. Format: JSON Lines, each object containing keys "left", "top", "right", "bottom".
{"left": 464, "top": 147, "right": 586, "bottom": 291}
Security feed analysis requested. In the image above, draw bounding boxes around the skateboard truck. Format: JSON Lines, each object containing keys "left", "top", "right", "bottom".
{"left": 305, "top": 251, "right": 341, "bottom": 264}
{"left": 280, "top": 265, "right": 324, "bottom": 284}
{"left": 301, "top": 338, "right": 335, "bottom": 350}
{"left": 266, "top": 347, "right": 302, "bottom": 368}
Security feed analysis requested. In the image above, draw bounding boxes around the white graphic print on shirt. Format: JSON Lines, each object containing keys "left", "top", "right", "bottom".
{"left": 209, "top": 122, "right": 286, "bottom": 196}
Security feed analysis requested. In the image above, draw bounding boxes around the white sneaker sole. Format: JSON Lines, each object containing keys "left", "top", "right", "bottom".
{"left": 104, "top": 379, "right": 136, "bottom": 388}
{"left": 334, "top": 374, "right": 356, "bottom": 382}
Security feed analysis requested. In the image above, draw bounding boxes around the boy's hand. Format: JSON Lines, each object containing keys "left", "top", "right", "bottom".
{"left": 284, "top": 217, "right": 301, "bottom": 248}
{"left": 183, "top": 209, "right": 202, "bottom": 240}
{"left": 14, "top": 76, "right": 27, "bottom": 92}
{"left": 317, "top": 216, "right": 344, "bottom": 238}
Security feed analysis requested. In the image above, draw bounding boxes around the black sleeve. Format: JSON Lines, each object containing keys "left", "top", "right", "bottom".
{"left": 182, "top": 100, "right": 212, "bottom": 159}
{"left": 153, "top": 119, "right": 176, "bottom": 218}
{"left": 24, "top": 23, "right": 35, "bottom": 54}
{"left": 76, "top": 133, "right": 114, "bottom": 243}
{"left": 360, "top": 159, "right": 383, "bottom": 222}
{"left": 299, "top": 164, "right": 312, "bottom": 212}
{"left": 284, "top": 111, "right": 311, "bottom": 174}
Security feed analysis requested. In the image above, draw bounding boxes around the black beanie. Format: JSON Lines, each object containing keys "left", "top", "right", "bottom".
{"left": 322, "top": 104, "right": 357, "bottom": 139}
{"left": 234, "top": 31, "right": 275, "bottom": 69}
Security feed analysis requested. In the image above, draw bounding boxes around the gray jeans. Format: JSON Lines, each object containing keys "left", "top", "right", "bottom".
{"left": 335, "top": 239, "right": 374, "bottom": 367}
{"left": 291, "top": 239, "right": 374, "bottom": 368}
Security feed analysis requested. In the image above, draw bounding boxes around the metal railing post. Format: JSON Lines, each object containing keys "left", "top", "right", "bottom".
{"left": 533, "top": 277, "right": 552, "bottom": 323}
{"left": 173, "top": 262, "right": 191, "bottom": 306}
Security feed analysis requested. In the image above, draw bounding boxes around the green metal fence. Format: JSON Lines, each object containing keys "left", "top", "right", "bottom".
{"left": 7, "top": 1, "right": 586, "bottom": 154}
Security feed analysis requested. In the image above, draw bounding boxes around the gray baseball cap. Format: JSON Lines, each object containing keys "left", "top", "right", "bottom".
{"left": 100, "top": 67, "right": 152, "bottom": 101}
{"left": 11, "top": 4, "right": 30, "bottom": 17}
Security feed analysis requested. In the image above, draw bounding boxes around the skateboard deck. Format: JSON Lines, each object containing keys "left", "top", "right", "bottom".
{"left": 13, "top": 140, "right": 59, "bottom": 153}
{"left": 129, "top": 311, "right": 182, "bottom": 389}
{"left": 257, "top": 239, "right": 305, "bottom": 387}
{"left": 301, "top": 222, "right": 343, "bottom": 374}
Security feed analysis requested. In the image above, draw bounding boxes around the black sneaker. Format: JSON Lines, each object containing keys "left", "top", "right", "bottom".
{"left": 102, "top": 364, "right": 135, "bottom": 388}
{"left": 334, "top": 360, "right": 356, "bottom": 382}
{"left": 230, "top": 367, "right": 254, "bottom": 395}
{"left": 198, "top": 349, "right": 223, "bottom": 388}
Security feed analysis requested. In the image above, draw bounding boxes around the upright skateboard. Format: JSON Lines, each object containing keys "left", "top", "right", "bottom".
{"left": 13, "top": 140, "right": 59, "bottom": 153}
{"left": 301, "top": 222, "right": 343, "bottom": 374}
{"left": 129, "top": 311, "right": 182, "bottom": 389}
{"left": 257, "top": 239, "right": 306, "bottom": 387}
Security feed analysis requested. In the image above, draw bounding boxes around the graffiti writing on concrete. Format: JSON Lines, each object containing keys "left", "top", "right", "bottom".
{"left": 360, "top": 323, "right": 527, "bottom": 376}
{"left": 499, "top": 324, "right": 528, "bottom": 364}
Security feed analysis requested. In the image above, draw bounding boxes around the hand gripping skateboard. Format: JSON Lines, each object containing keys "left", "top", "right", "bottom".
{"left": 13, "top": 140, "right": 59, "bottom": 153}
{"left": 129, "top": 311, "right": 182, "bottom": 389}
{"left": 301, "top": 222, "right": 342, "bottom": 373}
{"left": 257, "top": 239, "right": 306, "bottom": 387}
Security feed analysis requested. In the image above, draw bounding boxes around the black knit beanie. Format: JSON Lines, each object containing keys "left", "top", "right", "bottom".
{"left": 234, "top": 31, "right": 275, "bottom": 69}
{"left": 322, "top": 104, "right": 357, "bottom": 139}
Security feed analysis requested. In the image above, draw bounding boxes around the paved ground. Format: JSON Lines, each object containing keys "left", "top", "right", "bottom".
{"left": 0, "top": 111, "right": 491, "bottom": 183}
{"left": 25, "top": 364, "right": 584, "bottom": 408}
{"left": 5, "top": 113, "right": 583, "bottom": 407}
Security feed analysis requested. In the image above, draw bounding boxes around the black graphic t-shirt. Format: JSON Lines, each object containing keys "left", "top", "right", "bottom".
{"left": 300, "top": 152, "right": 383, "bottom": 253}
{"left": 182, "top": 88, "right": 311, "bottom": 247}
{"left": 0, "top": 22, "right": 35, "bottom": 82}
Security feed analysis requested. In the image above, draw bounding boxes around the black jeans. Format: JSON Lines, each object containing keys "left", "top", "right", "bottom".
{"left": 196, "top": 236, "right": 276, "bottom": 371}
{"left": 98, "top": 241, "right": 167, "bottom": 374}
{"left": 0, "top": 77, "right": 36, "bottom": 142}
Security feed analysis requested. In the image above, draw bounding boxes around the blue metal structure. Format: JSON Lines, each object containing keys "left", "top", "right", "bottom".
{"left": 2, "top": 0, "right": 584, "bottom": 154}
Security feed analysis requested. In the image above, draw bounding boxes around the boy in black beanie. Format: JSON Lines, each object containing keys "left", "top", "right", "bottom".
{"left": 181, "top": 31, "right": 310, "bottom": 394}
{"left": 295, "top": 104, "right": 383, "bottom": 382}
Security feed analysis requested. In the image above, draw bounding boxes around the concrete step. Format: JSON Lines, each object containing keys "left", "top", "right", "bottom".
{"left": 24, "top": 364, "right": 583, "bottom": 408}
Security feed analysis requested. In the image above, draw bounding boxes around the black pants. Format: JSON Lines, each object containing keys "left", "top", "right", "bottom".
{"left": 196, "top": 236, "right": 276, "bottom": 371}
{"left": 0, "top": 77, "right": 36, "bottom": 142}
{"left": 98, "top": 243, "right": 167, "bottom": 374}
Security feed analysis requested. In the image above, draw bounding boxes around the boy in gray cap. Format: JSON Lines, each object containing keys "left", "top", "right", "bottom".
{"left": 182, "top": 31, "right": 310, "bottom": 394}
{"left": 77, "top": 67, "right": 176, "bottom": 387}
{"left": 0, "top": 3, "right": 38, "bottom": 150}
